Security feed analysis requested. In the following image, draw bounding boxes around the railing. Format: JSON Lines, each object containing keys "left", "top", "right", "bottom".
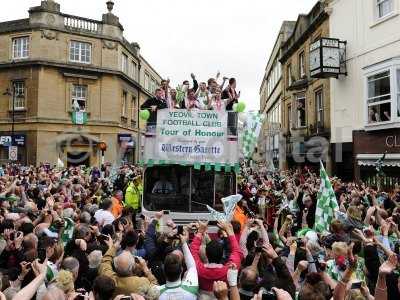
{"left": 63, "top": 14, "right": 102, "bottom": 33}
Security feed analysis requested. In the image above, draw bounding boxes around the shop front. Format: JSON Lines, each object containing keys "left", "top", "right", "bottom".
{"left": 353, "top": 130, "right": 400, "bottom": 190}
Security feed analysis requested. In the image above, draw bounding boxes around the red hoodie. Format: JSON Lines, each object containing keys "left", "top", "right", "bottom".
{"left": 190, "top": 233, "right": 242, "bottom": 292}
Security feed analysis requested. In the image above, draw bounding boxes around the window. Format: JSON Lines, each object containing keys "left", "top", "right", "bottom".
{"left": 315, "top": 90, "right": 324, "bottom": 125}
{"left": 287, "top": 104, "right": 292, "bottom": 130}
{"left": 12, "top": 37, "right": 29, "bottom": 59}
{"left": 287, "top": 64, "right": 293, "bottom": 87}
{"left": 377, "top": 0, "right": 393, "bottom": 19}
{"left": 69, "top": 41, "right": 91, "bottom": 63}
{"left": 131, "top": 96, "right": 136, "bottom": 120}
{"left": 130, "top": 61, "right": 137, "bottom": 80}
{"left": 122, "top": 91, "right": 128, "bottom": 117}
{"left": 296, "top": 94, "right": 306, "bottom": 127}
{"left": 364, "top": 62, "right": 400, "bottom": 127}
{"left": 277, "top": 62, "right": 281, "bottom": 79}
{"left": 150, "top": 78, "right": 156, "bottom": 93}
{"left": 299, "top": 51, "right": 306, "bottom": 78}
{"left": 72, "top": 85, "right": 87, "bottom": 111}
{"left": 397, "top": 69, "right": 400, "bottom": 117}
{"left": 12, "top": 81, "right": 26, "bottom": 110}
{"left": 121, "top": 53, "right": 128, "bottom": 73}
{"left": 367, "top": 70, "right": 391, "bottom": 123}
{"left": 144, "top": 73, "right": 150, "bottom": 91}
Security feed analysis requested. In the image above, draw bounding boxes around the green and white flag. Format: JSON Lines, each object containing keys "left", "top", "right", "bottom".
{"left": 239, "top": 112, "right": 264, "bottom": 158}
{"left": 314, "top": 161, "right": 339, "bottom": 234}
{"left": 72, "top": 111, "right": 88, "bottom": 125}
{"left": 60, "top": 217, "right": 75, "bottom": 246}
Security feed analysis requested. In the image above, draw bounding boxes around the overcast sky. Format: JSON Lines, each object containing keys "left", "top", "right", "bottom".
{"left": 3, "top": 0, "right": 317, "bottom": 111}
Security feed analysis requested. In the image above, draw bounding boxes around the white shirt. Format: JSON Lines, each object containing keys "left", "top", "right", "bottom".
{"left": 211, "top": 98, "right": 226, "bottom": 112}
{"left": 94, "top": 209, "right": 115, "bottom": 226}
{"left": 159, "top": 243, "right": 198, "bottom": 300}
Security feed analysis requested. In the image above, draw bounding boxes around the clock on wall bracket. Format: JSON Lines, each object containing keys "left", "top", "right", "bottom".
{"left": 309, "top": 37, "right": 347, "bottom": 79}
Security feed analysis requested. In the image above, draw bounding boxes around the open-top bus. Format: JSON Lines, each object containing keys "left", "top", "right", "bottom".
{"left": 140, "top": 109, "right": 239, "bottom": 224}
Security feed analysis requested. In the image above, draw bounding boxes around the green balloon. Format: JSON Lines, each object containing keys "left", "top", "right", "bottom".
{"left": 237, "top": 102, "right": 246, "bottom": 113}
{"left": 233, "top": 103, "right": 238, "bottom": 112}
{"left": 139, "top": 109, "right": 150, "bottom": 120}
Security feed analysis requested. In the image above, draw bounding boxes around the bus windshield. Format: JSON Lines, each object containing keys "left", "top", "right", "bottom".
{"left": 143, "top": 165, "right": 236, "bottom": 212}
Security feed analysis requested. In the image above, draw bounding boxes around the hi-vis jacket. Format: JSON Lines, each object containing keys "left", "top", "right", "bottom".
{"left": 124, "top": 181, "right": 143, "bottom": 210}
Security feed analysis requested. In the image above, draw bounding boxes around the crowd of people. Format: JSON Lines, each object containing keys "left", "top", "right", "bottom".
{"left": 0, "top": 162, "right": 399, "bottom": 300}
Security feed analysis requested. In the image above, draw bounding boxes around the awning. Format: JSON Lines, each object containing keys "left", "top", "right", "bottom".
{"left": 357, "top": 154, "right": 400, "bottom": 167}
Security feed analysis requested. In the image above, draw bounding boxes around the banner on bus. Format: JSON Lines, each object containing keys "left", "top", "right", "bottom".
{"left": 143, "top": 109, "right": 239, "bottom": 167}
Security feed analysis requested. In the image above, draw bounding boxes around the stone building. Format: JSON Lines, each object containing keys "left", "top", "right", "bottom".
{"left": 0, "top": 0, "right": 162, "bottom": 166}
{"left": 280, "top": 1, "right": 332, "bottom": 172}
{"left": 258, "top": 21, "right": 295, "bottom": 170}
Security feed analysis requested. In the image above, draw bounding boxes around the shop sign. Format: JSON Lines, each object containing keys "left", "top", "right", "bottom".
{"left": 118, "top": 134, "right": 135, "bottom": 147}
{"left": 144, "top": 109, "right": 238, "bottom": 165}
{"left": 8, "top": 146, "right": 18, "bottom": 161}
{"left": 0, "top": 135, "right": 26, "bottom": 146}
{"left": 386, "top": 135, "right": 400, "bottom": 148}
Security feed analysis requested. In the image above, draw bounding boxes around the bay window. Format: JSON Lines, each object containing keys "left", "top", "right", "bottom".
{"left": 397, "top": 70, "right": 400, "bottom": 117}
{"left": 365, "top": 60, "right": 400, "bottom": 128}
{"left": 367, "top": 71, "right": 391, "bottom": 123}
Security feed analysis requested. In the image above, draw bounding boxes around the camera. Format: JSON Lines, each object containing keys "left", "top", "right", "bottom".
{"left": 296, "top": 238, "right": 304, "bottom": 247}
{"left": 177, "top": 225, "right": 184, "bottom": 235}
{"left": 261, "top": 289, "right": 277, "bottom": 300}
{"left": 38, "top": 248, "right": 47, "bottom": 263}
{"left": 315, "top": 258, "right": 327, "bottom": 272}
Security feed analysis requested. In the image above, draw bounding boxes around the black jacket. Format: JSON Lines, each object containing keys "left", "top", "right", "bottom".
{"left": 140, "top": 97, "right": 167, "bottom": 125}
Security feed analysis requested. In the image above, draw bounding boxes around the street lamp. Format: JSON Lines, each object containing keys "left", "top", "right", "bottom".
{"left": 98, "top": 141, "right": 107, "bottom": 166}
{"left": 3, "top": 86, "right": 24, "bottom": 147}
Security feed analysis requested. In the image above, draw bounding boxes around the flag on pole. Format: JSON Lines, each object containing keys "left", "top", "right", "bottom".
{"left": 239, "top": 112, "right": 264, "bottom": 158}
{"left": 314, "top": 161, "right": 339, "bottom": 234}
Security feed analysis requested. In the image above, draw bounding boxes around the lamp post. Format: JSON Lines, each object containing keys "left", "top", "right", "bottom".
{"left": 2, "top": 86, "right": 23, "bottom": 148}
{"left": 98, "top": 141, "right": 107, "bottom": 167}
